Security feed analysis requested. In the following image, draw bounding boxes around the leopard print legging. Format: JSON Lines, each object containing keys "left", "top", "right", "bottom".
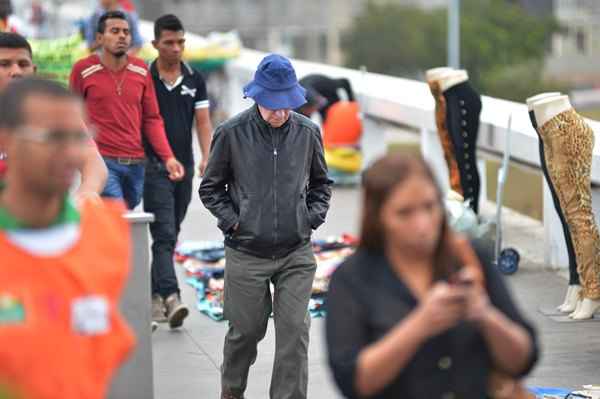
{"left": 428, "top": 80, "right": 463, "bottom": 195}
{"left": 539, "top": 109, "right": 600, "bottom": 300}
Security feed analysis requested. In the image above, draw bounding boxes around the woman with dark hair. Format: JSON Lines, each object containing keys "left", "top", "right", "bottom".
{"left": 326, "top": 153, "right": 538, "bottom": 399}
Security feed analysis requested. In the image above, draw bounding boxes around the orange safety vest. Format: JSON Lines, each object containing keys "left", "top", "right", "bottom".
{"left": 0, "top": 200, "right": 136, "bottom": 399}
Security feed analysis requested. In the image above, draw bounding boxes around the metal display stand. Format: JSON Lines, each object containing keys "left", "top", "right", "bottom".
{"left": 108, "top": 212, "right": 155, "bottom": 399}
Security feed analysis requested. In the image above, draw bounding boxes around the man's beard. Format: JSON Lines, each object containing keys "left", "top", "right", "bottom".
{"left": 108, "top": 47, "right": 127, "bottom": 58}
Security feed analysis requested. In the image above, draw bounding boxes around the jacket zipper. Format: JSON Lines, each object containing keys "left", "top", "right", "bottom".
{"left": 271, "top": 127, "right": 279, "bottom": 258}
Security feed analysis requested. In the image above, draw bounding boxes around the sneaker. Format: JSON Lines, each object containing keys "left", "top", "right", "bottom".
{"left": 152, "top": 294, "right": 167, "bottom": 323}
{"left": 164, "top": 293, "right": 189, "bottom": 329}
{"left": 221, "top": 390, "right": 245, "bottom": 399}
{"left": 152, "top": 321, "right": 158, "bottom": 333}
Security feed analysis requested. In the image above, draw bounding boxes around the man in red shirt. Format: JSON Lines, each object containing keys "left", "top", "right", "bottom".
{"left": 0, "top": 31, "right": 108, "bottom": 203}
{"left": 70, "top": 11, "right": 185, "bottom": 209}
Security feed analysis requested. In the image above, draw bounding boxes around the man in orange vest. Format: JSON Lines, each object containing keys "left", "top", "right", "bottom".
{"left": 0, "top": 77, "right": 135, "bottom": 399}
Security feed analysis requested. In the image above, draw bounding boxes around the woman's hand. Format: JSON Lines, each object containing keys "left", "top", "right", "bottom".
{"left": 354, "top": 281, "right": 468, "bottom": 397}
{"left": 452, "top": 267, "right": 493, "bottom": 325}
{"left": 465, "top": 285, "right": 492, "bottom": 324}
{"left": 415, "top": 282, "right": 469, "bottom": 338}
{"left": 453, "top": 267, "right": 534, "bottom": 375}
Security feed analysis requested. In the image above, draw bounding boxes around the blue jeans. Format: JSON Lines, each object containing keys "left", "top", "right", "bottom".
{"left": 102, "top": 158, "right": 146, "bottom": 210}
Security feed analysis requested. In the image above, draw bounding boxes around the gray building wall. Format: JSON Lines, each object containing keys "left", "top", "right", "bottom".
{"left": 139, "top": 0, "right": 363, "bottom": 64}
{"left": 138, "top": 0, "right": 451, "bottom": 65}
{"left": 546, "top": 0, "right": 600, "bottom": 85}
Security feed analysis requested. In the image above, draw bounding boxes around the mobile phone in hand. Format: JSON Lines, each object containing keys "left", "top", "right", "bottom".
{"left": 448, "top": 267, "right": 474, "bottom": 287}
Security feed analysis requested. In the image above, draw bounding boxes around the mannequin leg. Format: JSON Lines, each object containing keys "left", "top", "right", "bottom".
{"left": 539, "top": 109, "right": 600, "bottom": 319}
{"left": 571, "top": 298, "right": 600, "bottom": 320}
{"left": 569, "top": 298, "right": 583, "bottom": 319}
{"left": 452, "top": 129, "right": 480, "bottom": 214}
{"left": 530, "top": 110, "right": 581, "bottom": 310}
{"left": 429, "top": 82, "right": 463, "bottom": 195}
{"left": 546, "top": 129, "right": 582, "bottom": 313}
{"left": 558, "top": 285, "right": 581, "bottom": 313}
{"left": 539, "top": 139, "right": 580, "bottom": 288}
{"left": 444, "top": 85, "right": 481, "bottom": 214}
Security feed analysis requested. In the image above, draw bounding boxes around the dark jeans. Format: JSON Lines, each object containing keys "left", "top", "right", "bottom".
{"left": 529, "top": 111, "right": 579, "bottom": 285}
{"left": 102, "top": 158, "right": 146, "bottom": 210}
{"left": 144, "top": 160, "right": 194, "bottom": 298}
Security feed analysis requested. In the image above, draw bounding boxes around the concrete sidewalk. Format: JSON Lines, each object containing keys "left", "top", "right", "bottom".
{"left": 152, "top": 186, "right": 600, "bottom": 398}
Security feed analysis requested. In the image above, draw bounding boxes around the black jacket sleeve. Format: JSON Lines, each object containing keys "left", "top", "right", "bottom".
{"left": 326, "top": 264, "right": 367, "bottom": 399}
{"left": 198, "top": 126, "right": 238, "bottom": 233}
{"left": 473, "top": 240, "right": 540, "bottom": 378}
{"left": 307, "top": 128, "right": 333, "bottom": 229}
{"left": 339, "top": 78, "right": 355, "bottom": 102}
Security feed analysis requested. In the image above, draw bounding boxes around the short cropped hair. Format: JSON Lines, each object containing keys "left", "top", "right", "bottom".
{"left": 154, "top": 14, "right": 184, "bottom": 40}
{"left": 97, "top": 10, "right": 128, "bottom": 34}
{"left": 0, "top": 32, "right": 32, "bottom": 58}
{"left": 0, "top": 77, "right": 80, "bottom": 130}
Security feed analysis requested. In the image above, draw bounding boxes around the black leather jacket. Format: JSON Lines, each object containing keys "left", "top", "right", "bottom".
{"left": 199, "top": 105, "right": 333, "bottom": 259}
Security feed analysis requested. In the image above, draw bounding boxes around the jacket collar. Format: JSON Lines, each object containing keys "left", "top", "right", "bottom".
{"left": 150, "top": 60, "right": 194, "bottom": 80}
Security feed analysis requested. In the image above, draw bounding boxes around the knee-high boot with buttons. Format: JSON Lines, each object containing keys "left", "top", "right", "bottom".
{"left": 443, "top": 82, "right": 482, "bottom": 214}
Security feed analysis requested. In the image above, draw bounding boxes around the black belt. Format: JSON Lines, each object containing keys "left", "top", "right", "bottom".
{"left": 104, "top": 156, "right": 146, "bottom": 165}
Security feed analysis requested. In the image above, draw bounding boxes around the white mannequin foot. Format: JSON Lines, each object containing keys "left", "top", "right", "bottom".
{"left": 569, "top": 299, "right": 583, "bottom": 319}
{"left": 556, "top": 285, "right": 573, "bottom": 311}
{"left": 570, "top": 298, "right": 600, "bottom": 320}
{"left": 557, "top": 285, "right": 581, "bottom": 313}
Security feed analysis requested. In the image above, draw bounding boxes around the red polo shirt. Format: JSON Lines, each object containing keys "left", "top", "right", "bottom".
{"left": 69, "top": 54, "right": 173, "bottom": 161}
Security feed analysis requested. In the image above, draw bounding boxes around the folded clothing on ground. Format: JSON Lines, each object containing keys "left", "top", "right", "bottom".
{"left": 528, "top": 387, "right": 574, "bottom": 398}
{"left": 175, "top": 236, "right": 358, "bottom": 322}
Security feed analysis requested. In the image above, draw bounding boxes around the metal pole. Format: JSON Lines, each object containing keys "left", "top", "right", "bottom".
{"left": 448, "top": 0, "right": 460, "bottom": 68}
{"left": 53, "top": 0, "right": 65, "bottom": 37}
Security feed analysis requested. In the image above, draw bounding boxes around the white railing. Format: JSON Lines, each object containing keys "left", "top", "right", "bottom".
{"left": 226, "top": 49, "right": 600, "bottom": 179}
{"left": 82, "top": 12, "right": 592, "bottom": 271}
{"left": 224, "top": 49, "right": 600, "bottom": 271}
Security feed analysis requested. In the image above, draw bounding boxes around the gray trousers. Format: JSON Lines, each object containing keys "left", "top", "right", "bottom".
{"left": 221, "top": 243, "right": 317, "bottom": 399}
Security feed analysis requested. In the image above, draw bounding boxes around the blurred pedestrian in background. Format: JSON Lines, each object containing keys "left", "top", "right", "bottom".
{"left": 0, "top": 0, "right": 13, "bottom": 32}
{"left": 297, "top": 74, "right": 355, "bottom": 122}
{"left": 0, "top": 0, "right": 26, "bottom": 35}
{"left": 146, "top": 14, "right": 213, "bottom": 329}
{"left": 85, "top": 0, "right": 143, "bottom": 54}
{"left": 70, "top": 11, "right": 184, "bottom": 210}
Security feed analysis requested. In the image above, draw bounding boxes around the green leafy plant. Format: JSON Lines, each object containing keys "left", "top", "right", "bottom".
{"left": 342, "top": 0, "right": 562, "bottom": 101}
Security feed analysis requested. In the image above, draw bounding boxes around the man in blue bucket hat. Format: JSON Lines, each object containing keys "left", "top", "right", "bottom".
{"left": 200, "top": 54, "right": 332, "bottom": 399}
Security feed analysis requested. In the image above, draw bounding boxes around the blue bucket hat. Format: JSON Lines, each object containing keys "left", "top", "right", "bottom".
{"left": 243, "top": 54, "right": 307, "bottom": 110}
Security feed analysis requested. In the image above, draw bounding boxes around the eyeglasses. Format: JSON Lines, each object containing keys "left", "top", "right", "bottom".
{"left": 15, "top": 126, "right": 95, "bottom": 148}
